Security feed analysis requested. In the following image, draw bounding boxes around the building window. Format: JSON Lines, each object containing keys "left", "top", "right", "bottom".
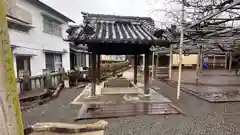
{"left": 16, "top": 56, "right": 31, "bottom": 77}
{"left": 45, "top": 53, "right": 62, "bottom": 72}
{"left": 76, "top": 52, "right": 87, "bottom": 67}
{"left": 43, "top": 17, "right": 62, "bottom": 37}
{"left": 8, "top": 21, "right": 29, "bottom": 33}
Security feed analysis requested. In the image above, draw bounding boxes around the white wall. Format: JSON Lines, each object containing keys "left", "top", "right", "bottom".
{"left": 9, "top": 0, "right": 70, "bottom": 76}
{"left": 172, "top": 54, "right": 198, "bottom": 66}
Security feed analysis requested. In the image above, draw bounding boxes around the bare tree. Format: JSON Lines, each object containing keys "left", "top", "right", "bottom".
{"left": 148, "top": 0, "right": 240, "bottom": 28}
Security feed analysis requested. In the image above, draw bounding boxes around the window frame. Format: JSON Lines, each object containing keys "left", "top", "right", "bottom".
{"left": 45, "top": 53, "right": 63, "bottom": 72}
{"left": 42, "top": 16, "right": 62, "bottom": 37}
{"left": 8, "top": 21, "right": 30, "bottom": 33}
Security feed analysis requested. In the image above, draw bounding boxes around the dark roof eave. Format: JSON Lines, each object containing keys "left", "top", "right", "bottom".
{"left": 72, "top": 39, "right": 170, "bottom": 46}
{"left": 81, "top": 12, "right": 154, "bottom": 23}
{"left": 27, "top": 0, "right": 75, "bottom": 23}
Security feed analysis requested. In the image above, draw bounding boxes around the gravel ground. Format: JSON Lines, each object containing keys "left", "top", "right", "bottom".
{"left": 22, "top": 81, "right": 240, "bottom": 135}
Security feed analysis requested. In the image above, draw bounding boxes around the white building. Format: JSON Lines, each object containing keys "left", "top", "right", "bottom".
{"left": 6, "top": 0, "right": 74, "bottom": 77}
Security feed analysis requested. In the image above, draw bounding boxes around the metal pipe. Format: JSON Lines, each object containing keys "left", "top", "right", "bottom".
{"left": 177, "top": 1, "right": 184, "bottom": 100}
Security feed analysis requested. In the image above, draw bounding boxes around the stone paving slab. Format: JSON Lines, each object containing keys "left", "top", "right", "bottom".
{"left": 159, "top": 69, "right": 240, "bottom": 102}
{"left": 101, "top": 87, "right": 141, "bottom": 95}
{"left": 171, "top": 70, "right": 240, "bottom": 86}
{"left": 163, "top": 79, "right": 240, "bottom": 102}
{"left": 71, "top": 86, "right": 171, "bottom": 105}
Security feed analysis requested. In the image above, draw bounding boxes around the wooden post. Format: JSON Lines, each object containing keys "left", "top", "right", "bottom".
{"left": 196, "top": 47, "right": 201, "bottom": 82}
{"left": 213, "top": 55, "right": 216, "bottom": 68}
{"left": 0, "top": 0, "right": 24, "bottom": 134}
{"left": 144, "top": 52, "right": 150, "bottom": 95}
{"left": 156, "top": 53, "right": 159, "bottom": 79}
{"left": 151, "top": 52, "right": 155, "bottom": 81}
{"left": 133, "top": 55, "right": 138, "bottom": 84}
{"left": 229, "top": 52, "right": 232, "bottom": 71}
{"left": 169, "top": 44, "right": 173, "bottom": 80}
{"left": 224, "top": 53, "right": 227, "bottom": 69}
{"left": 96, "top": 54, "right": 100, "bottom": 84}
{"left": 142, "top": 54, "right": 145, "bottom": 70}
{"left": 90, "top": 52, "right": 96, "bottom": 97}
{"left": 156, "top": 54, "right": 159, "bottom": 68}
{"left": 199, "top": 47, "right": 203, "bottom": 72}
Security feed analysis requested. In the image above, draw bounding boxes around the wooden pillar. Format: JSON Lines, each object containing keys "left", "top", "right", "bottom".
{"left": 169, "top": 45, "right": 173, "bottom": 80}
{"left": 90, "top": 52, "right": 96, "bottom": 97}
{"left": 229, "top": 52, "right": 232, "bottom": 71}
{"left": 142, "top": 54, "right": 145, "bottom": 70}
{"left": 213, "top": 55, "right": 216, "bottom": 68}
{"left": 224, "top": 53, "right": 227, "bottom": 69}
{"left": 199, "top": 48, "right": 203, "bottom": 72}
{"left": 133, "top": 55, "right": 138, "bottom": 84}
{"left": 151, "top": 52, "right": 155, "bottom": 81}
{"left": 144, "top": 52, "right": 150, "bottom": 95}
{"left": 156, "top": 54, "right": 159, "bottom": 68}
{"left": 96, "top": 54, "right": 101, "bottom": 84}
{"left": 156, "top": 54, "right": 159, "bottom": 79}
{"left": 196, "top": 47, "right": 201, "bottom": 82}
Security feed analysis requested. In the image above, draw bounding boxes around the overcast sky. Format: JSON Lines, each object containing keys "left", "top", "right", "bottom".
{"left": 40, "top": 0, "right": 178, "bottom": 28}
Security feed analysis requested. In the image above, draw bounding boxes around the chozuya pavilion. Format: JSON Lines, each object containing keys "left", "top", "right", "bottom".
{"left": 65, "top": 12, "right": 178, "bottom": 119}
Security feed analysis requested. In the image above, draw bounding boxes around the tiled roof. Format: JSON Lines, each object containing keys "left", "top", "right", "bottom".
{"left": 66, "top": 12, "right": 171, "bottom": 45}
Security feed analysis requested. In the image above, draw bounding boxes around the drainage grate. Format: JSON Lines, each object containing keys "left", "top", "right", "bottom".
{"left": 77, "top": 103, "right": 180, "bottom": 120}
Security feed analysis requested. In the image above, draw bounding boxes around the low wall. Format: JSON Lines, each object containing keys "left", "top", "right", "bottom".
{"left": 17, "top": 72, "right": 64, "bottom": 94}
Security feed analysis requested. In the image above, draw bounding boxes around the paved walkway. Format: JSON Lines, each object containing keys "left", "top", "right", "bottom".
{"left": 22, "top": 86, "right": 86, "bottom": 128}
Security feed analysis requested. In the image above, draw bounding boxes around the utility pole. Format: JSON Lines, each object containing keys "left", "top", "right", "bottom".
{"left": 0, "top": 0, "right": 24, "bottom": 135}
{"left": 177, "top": 0, "right": 185, "bottom": 100}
